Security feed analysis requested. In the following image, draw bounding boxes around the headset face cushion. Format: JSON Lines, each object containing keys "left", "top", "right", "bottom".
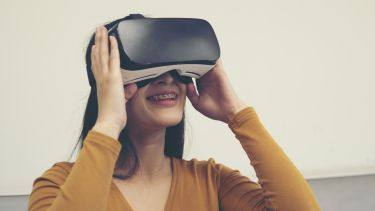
{"left": 135, "top": 70, "right": 193, "bottom": 88}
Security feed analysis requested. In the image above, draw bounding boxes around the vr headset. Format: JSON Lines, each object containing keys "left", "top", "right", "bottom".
{"left": 88, "top": 14, "right": 221, "bottom": 88}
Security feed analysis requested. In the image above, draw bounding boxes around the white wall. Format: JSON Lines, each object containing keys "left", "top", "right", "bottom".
{"left": 0, "top": 0, "right": 374, "bottom": 195}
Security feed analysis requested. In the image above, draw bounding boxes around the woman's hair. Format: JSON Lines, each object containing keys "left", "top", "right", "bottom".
{"left": 71, "top": 14, "right": 187, "bottom": 179}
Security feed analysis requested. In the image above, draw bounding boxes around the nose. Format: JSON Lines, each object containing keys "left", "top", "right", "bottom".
{"left": 152, "top": 71, "right": 176, "bottom": 85}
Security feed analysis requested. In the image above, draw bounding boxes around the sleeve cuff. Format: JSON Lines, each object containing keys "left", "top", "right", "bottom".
{"left": 227, "top": 106, "right": 258, "bottom": 131}
{"left": 85, "top": 130, "right": 122, "bottom": 156}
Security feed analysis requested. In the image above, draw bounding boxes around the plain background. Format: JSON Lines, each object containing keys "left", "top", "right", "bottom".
{"left": 0, "top": 0, "right": 374, "bottom": 196}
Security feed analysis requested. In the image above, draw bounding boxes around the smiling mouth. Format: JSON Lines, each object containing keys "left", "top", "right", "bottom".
{"left": 146, "top": 93, "right": 178, "bottom": 101}
{"left": 146, "top": 93, "right": 179, "bottom": 107}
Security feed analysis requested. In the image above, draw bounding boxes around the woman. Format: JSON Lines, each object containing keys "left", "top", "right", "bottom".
{"left": 28, "top": 15, "right": 320, "bottom": 211}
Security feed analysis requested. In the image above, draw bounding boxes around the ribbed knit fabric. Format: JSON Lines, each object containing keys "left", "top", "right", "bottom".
{"left": 28, "top": 107, "right": 320, "bottom": 211}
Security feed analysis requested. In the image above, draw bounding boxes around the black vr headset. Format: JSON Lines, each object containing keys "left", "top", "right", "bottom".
{"left": 87, "top": 14, "right": 221, "bottom": 88}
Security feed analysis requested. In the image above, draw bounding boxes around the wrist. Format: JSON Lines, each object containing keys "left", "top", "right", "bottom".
{"left": 224, "top": 101, "right": 248, "bottom": 123}
{"left": 92, "top": 122, "right": 121, "bottom": 140}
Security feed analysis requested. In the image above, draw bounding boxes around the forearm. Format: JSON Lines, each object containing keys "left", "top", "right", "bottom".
{"left": 228, "top": 107, "right": 320, "bottom": 210}
{"left": 33, "top": 130, "right": 121, "bottom": 211}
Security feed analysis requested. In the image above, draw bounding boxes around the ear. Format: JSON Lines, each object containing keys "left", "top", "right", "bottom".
{"left": 124, "top": 83, "right": 138, "bottom": 101}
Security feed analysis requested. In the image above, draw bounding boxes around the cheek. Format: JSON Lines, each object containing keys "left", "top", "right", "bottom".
{"left": 179, "top": 84, "right": 188, "bottom": 96}
{"left": 180, "top": 95, "right": 187, "bottom": 107}
{"left": 126, "top": 97, "right": 145, "bottom": 120}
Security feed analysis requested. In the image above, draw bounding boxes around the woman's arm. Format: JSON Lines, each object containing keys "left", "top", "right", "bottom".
{"left": 186, "top": 59, "right": 320, "bottom": 210}
{"left": 28, "top": 129, "right": 121, "bottom": 211}
{"left": 217, "top": 106, "right": 320, "bottom": 210}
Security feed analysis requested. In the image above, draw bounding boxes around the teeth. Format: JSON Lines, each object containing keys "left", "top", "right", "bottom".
{"left": 149, "top": 93, "right": 177, "bottom": 101}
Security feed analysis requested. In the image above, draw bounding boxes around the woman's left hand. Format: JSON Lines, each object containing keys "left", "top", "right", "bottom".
{"left": 186, "top": 58, "right": 248, "bottom": 123}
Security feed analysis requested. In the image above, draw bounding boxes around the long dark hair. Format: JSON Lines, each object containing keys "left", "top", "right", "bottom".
{"left": 70, "top": 14, "right": 187, "bottom": 179}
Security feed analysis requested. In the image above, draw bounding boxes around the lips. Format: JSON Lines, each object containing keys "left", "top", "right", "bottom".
{"left": 146, "top": 91, "right": 178, "bottom": 101}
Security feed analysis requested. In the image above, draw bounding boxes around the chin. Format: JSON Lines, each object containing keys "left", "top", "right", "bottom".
{"left": 153, "top": 114, "right": 183, "bottom": 127}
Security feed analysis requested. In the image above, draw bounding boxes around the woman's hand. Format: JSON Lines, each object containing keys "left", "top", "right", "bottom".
{"left": 91, "top": 26, "right": 137, "bottom": 137}
{"left": 186, "top": 58, "right": 248, "bottom": 123}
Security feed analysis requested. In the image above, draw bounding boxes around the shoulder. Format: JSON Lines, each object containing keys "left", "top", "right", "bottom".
{"left": 175, "top": 157, "right": 237, "bottom": 180}
{"left": 33, "top": 161, "right": 75, "bottom": 186}
{"left": 178, "top": 157, "right": 216, "bottom": 168}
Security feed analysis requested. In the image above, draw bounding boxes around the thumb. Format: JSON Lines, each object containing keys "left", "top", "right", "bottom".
{"left": 124, "top": 83, "right": 138, "bottom": 102}
{"left": 186, "top": 82, "right": 199, "bottom": 108}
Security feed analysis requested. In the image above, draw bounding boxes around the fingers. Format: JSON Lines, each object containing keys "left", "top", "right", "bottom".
{"left": 93, "top": 26, "right": 109, "bottom": 73}
{"left": 95, "top": 26, "right": 120, "bottom": 73}
{"left": 91, "top": 26, "right": 122, "bottom": 85}
{"left": 91, "top": 45, "right": 97, "bottom": 73}
{"left": 98, "top": 27, "right": 109, "bottom": 70}
{"left": 186, "top": 82, "right": 199, "bottom": 108}
{"left": 109, "top": 36, "right": 120, "bottom": 71}
{"left": 216, "top": 57, "right": 223, "bottom": 65}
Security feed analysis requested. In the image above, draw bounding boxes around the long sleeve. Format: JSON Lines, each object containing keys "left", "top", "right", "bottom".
{"left": 28, "top": 130, "right": 121, "bottom": 211}
{"left": 219, "top": 106, "right": 320, "bottom": 211}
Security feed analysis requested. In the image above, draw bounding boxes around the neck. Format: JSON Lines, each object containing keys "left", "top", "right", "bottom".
{"left": 126, "top": 127, "right": 171, "bottom": 181}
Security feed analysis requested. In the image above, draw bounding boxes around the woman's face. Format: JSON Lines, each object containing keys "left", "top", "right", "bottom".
{"left": 125, "top": 71, "right": 188, "bottom": 130}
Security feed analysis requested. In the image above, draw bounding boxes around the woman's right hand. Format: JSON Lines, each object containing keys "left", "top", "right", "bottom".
{"left": 90, "top": 26, "right": 137, "bottom": 139}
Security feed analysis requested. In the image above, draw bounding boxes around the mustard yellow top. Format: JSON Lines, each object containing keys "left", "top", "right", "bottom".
{"left": 28, "top": 107, "right": 320, "bottom": 211}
